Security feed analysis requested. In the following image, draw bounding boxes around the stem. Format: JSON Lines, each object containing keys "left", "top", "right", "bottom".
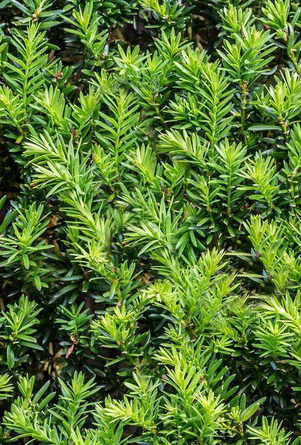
{"left": 240, "top": 81, "right": 249, "bottom": 135}
{"left": 279, "top": 116, "right": 290, "bottom": 142}
{"left": 283, "top": 30, "right": 301, "bottom": 76}
{"left": 289, "top": 50, "right": 301, "bottom": 76}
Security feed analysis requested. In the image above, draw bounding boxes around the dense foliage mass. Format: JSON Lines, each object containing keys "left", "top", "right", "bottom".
{"left": 1, "top": 0, "right": 301, "bottom": 443}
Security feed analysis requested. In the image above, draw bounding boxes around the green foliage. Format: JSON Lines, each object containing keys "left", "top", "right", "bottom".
{"left": 1, "top": 0, "right": 301, "bottom": 444}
